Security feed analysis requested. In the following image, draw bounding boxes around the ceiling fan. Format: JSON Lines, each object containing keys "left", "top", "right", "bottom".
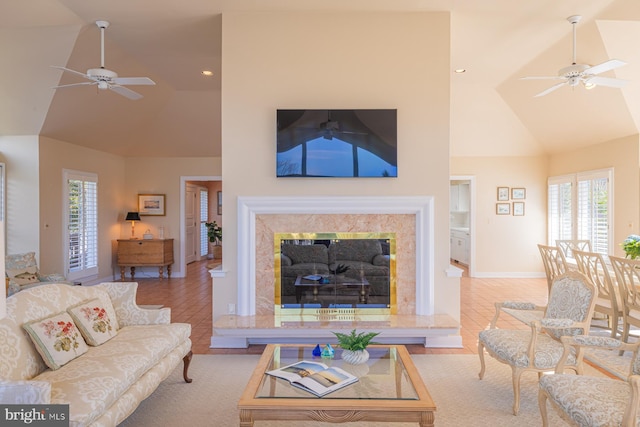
{"left": 51, "top": 20, "right": 155, "bottom": 100}
{"left": 521, "top": 15, "right": 628, "bottom": 97}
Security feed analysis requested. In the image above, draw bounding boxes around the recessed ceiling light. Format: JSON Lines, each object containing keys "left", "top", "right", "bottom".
{"left": 454, "top": 69, "right": 466, "bottom": 74}
{"left": 201, "top": 70, "right": 213, "bottom": 76}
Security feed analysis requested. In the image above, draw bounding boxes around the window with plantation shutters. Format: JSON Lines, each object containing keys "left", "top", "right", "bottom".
{"left": 548, "top": 177, "right": 573, "bottom": 245}
{"left": 200, "top": 189, "right": 209, "bottom": 257}
{"left": 547, "top": 168, "right": 612, "bottom": 255}
{"left": 64, "top": 170, "right": 98, "bottom": 280}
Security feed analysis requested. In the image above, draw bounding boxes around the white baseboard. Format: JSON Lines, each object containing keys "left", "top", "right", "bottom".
{"left": 473, "top": 272, "right": 546, "bottom": 279}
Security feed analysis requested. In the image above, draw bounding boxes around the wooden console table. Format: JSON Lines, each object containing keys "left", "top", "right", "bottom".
{"left": 117, "top": 239, "right": 174, "bottom": 280}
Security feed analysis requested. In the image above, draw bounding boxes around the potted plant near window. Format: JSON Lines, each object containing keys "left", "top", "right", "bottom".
{"left": 332, "top": 329, "right": 380, "bottom": 364}
{"left": 205, "top": 221, "right": 222, "bottom": 259}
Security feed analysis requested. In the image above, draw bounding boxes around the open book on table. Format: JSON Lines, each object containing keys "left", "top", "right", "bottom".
{"left": 266, "top": 360, "right": 358, "bottom": 397}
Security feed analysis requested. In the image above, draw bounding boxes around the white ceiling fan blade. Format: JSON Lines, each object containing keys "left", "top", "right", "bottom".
{"left": 585, "top": 59, "right": 626, "bottom": 76}
{"left": 585, "top": 76, "right": 629, "bottom": 88}
{"left": 109, "top": 85, "right": 143, "bottom": 100}
{"left": 50, "top": 65, "right": 92, "bottom": 80}
{"left": 52, "top": 82, "right": 96, "bottom": 89}
{"left": 113, "top": 77, "right": 156, "bottom": 86}
{"left": 534, "top": 82, "right": 567, "bottom": 97}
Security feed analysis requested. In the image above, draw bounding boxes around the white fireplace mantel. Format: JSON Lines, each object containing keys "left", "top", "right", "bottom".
{"left": 237, "top": 196, "right": 434, "bottom": 316}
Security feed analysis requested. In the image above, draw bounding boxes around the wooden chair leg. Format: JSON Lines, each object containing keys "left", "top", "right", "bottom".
{"left": 621, "top": 321, "right": 631, "bottom": 356}
{"left": 183, "top": 350, "right": 193, "bottom": 383}
{"left": 478, "top": 340, "right": 486, "bottom": 380}
{"left": 538, "top": 388, "right": 550, "bottom": 427}
{"left": 512, "top": 368, "right": 524, "bottom": 415}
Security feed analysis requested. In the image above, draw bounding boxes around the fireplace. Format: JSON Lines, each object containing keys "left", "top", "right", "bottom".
{"left": 211, "top": 196, "right": 460, "bottom": 348}
{"left": 236, "top": 196, "right": 434, "bottom": 317}
{"left": 275, "top": 232, "right": 397, "bottom": 319}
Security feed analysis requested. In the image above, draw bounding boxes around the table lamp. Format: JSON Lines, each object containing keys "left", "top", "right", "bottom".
{"left": 125, "top": 212, "right": 141, "bottom": 239}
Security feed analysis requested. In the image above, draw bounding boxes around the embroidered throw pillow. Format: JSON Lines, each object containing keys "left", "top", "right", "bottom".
{"left": 23, "top": 312, "right": 88, "bottom": 370}
{"left": 67, "top": 298, "right": 117, "bottom": 346}
{"left": 6, "top": 266, "right": 39, "bottom": 286}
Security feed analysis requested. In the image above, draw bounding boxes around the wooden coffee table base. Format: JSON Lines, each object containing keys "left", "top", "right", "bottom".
{"left": 239, "top": 407, "right": 434, "bottom": 426}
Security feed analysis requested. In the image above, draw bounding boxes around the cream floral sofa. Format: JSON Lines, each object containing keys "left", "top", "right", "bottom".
{"left": 0, "top": 282, "right": 192, "bottom": 427}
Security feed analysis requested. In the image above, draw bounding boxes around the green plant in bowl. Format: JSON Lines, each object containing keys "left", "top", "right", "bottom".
{"left": 333, "top": 329, "right": 379, "bottom": 351}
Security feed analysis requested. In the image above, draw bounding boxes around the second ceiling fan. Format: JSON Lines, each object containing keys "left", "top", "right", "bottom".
{"left": 521, "top": 15, "right": 628, "bottom": 97}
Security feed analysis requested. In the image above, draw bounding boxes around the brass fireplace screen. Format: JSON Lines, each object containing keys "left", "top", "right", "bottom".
{"left": 274, "top": 232, "right": 396, "bottom": 318}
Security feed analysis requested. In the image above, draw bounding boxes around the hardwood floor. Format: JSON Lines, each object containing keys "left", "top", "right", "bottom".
{"left": 131, "top": 259, "right": 548, "bottom": 355}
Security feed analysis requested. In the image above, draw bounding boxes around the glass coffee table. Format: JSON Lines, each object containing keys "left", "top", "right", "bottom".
{"left": 238, "top": 344, "right": 435, "bottom": 426}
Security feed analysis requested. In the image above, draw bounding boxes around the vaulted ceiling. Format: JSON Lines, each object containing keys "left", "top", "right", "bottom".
{"left": 2, "top": 0, "right": 640, "bottom": 158}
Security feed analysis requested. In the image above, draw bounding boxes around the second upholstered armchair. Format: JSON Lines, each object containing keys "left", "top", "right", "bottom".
{"left": 478, "top": 271, "right": 597, "bottom": 415}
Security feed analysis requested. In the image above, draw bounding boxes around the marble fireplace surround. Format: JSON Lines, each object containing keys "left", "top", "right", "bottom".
{"left": 239, "top": 195, "right": 433, "bottom": 316}
{"left": 211, "top": 195, "right": 461, "bottom": 348}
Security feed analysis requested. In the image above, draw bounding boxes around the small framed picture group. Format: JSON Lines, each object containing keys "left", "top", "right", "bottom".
{"left": 496, "top": 187, "right": 525, "bottom": 216}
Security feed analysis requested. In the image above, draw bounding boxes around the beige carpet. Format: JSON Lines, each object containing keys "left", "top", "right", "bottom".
{"left": 116, "top": 353, "right": 604, "bottom": 426}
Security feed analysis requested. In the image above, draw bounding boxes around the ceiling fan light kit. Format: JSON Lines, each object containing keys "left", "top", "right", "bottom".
{"left": 51, "top": 20, "right": 155, "bottom": 100}
{"left": 521, "top": 14, "right": 628, "bottom": 97}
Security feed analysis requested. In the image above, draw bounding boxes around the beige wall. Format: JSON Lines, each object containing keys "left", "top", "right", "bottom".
{"left": 39, "top": 136, "right": 125, "bottom": 280}
{"left": 123, "top": 157, "right": 221, "bottom": 277}
{"left": 548, "top": 134, "right": 640, "bottom": 258}
{"left": 0, "top": 136, "right": 40, "bottom": 255}
{"left": 3, "top": 137, "right": 221, "bottom": 284}
{"left": 451, "top": 156, "right": 548, "bottom": 275}
{"left": 219, "top": 12, "right": 457, "bottom": 320}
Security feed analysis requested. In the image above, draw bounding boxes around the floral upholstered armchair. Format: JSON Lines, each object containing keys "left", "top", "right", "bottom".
{"left": 5, "top": 252, "right": 72, "bottom": 296}
{"left": 539, "top": 335, "right": 640, "bottom": 427}
{"left": 478, "top": 271, "right": 597, "bottom": 415}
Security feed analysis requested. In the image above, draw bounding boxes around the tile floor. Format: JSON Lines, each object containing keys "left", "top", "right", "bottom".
{"left": 132, "top": 259, "right": 549, "bottom": 355}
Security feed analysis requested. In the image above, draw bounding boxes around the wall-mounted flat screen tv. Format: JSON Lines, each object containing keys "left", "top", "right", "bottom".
{"left": 276, "top": 109, "right": 397, "bottom": 178}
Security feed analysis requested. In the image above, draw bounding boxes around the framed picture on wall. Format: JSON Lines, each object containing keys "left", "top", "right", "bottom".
{"left": 511, "top": 188, "right": 526, "bottom": 199}
{"left": 496, "top": 203, "right": 510, "bottom": 215}
{"left": 497, "top": 187, "right": 509, "bottom": 201}
{"left": 217, "top": 191, "right": 222, "bottom": 215}
{"left": 513, "top": 202, "right": 525, "bottom": 216}
{"left": 138, "top": 194, "right": 166, "bottom": 216}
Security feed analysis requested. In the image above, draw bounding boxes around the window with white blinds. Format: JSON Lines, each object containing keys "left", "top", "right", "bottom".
{"left": 200, "top": 189, "right": 209, "bottom": 257}
{"left": 548, "top": 168, "right": 613, "bottom": 255}
{"left": 64, "top": 170, "right": 98, "bottom": 280}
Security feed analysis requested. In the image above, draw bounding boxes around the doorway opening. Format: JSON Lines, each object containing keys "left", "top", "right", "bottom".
{"left": 180, "top": 176, "right": 221, "bottom": 276}
{"left": 450, "top": 175, "right": 475, "bottom": 277}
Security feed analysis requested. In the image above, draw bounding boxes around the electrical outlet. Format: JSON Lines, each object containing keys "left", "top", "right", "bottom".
{"left": 228, "top": 303, "right": 236, "bottom": 314}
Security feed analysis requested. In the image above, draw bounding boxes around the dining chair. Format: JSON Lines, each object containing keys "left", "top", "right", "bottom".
{"left": 556, "top": 239, "right": 592, "bottom": 260}
{"left": 497, "top": 244, "right": 566, "bottom": 326}
{"left": 478, "top": 271, "right": 597, "bottom": 415}
{"left": 609, "top": 255, "right": 640, "bottom": 347}
{"left": 539, "top": 334, "right": 640, "bottom": 427}
{"left": 573, "top": 249, "right": 622, "bottom": 338}
{"left": 538, "top": 244, "right": 569, "bottom": 294}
